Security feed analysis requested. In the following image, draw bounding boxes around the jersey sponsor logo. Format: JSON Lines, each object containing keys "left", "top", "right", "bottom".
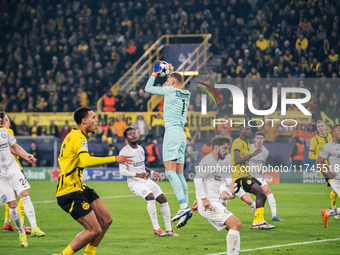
{"left": 80, "top": 141, "right": 88, "bottom": 150}
{"left": 82, "top": 201, "right": 90, "bottom": 210}
{"left": 0, "top": 143, "right": 8, "bottom": 149}
{"left": 215, "top": 175, "right": 221, "bottom": 181}
{"left": 1, "top": 133, "right": 6, "bottom": 139}
{"left": 133, "top": 161, "right": 144, "bottom": 167}
{"left": 175, "top": 91, "right": 189, "bottom": 99}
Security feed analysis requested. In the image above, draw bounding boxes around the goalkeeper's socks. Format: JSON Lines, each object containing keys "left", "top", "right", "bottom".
{"left": 21, "top": 196, "right": 37, "bottom": 229}
{"left": 177, "top": 173, "right": 189, "bottom": 205}
{"left": 160, "top": 202, "right": 172, "bottom": 232}
{"left": 147, "top": 200, "right": 160, "bottom": 230}
{"left": 165, "top": 171, "right": 187, "bottom": 206}
{"left": 330, "top": 190, "right": 338, "bottom": 208}
{"left": 226, "top": 229, "right": 240, "bottom": 255}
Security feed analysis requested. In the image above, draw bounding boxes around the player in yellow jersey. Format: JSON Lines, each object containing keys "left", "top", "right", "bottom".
{"left": 1, "top": 116, "right": 31, "bottom": 234}
{"left": 231, "top": 126, "right": 275, "bottom": 230}
{"left": 309, "top": 120, "right": 338, "bottom": 219}
{"left": 54, "top": 107, "right": 133, "bottom": 255}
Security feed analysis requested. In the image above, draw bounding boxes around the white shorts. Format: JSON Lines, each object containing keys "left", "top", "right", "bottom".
{"left": 257, "top": 177, "right": 268, "bottom": 186}
{"left": 0, "top": 171, "right": 30, "bottom": 203}
{"left": 197, "top": 198, "right": 233, "bottom": 231}
{"left": 221, "top": 179, "right": 247, "bottom": 199}
{"left": 127, "top": 178, "right": 163, "bottom": 200}
{"left": 330, "top": 179, "right": 340, "bottom": 195}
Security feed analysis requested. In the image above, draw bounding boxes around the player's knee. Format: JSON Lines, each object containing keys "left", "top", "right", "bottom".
{"left": 19, "top": 190, "right": 29, "bottom": 198}
{"left": 220, "top": 191, "right": 231, "bottom": 201}
{"left": 156, "top": 194, "right": 167, "bottom": 204}
{"left": 145, "top": 193, "right": 155, "bottom": 201}
{"left": 8, "top": 200, "right": 17, "bottom": 209}
{"left": 91, "top": 225, "right": 102, "bottom": 238}
{"left": 259, "top": 191, "right": 267, "bottom": 202}
{"left": 104, "top": 215, "right": 113, "bottom": 228}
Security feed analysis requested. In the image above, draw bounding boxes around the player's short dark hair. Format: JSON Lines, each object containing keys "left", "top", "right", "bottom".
{"left": 170, "top": 72, "right": 183, "bottom": 84}
{"left": 74, "top": 107, "right": 92, "bottom": 125}
{"left": 331, "top": 124, "right": 340, "bottom": 133}
{"left": 211, "top": 135, "right": 230, "bottom": 149}
{"left": 0, "top": 111, "right": 5, "bottom": 125}
{"left": 255, "top": 131, "right": 265, "bottom": 137}
{"left": 123, "top": 127, "right": 136, "bottom": 138}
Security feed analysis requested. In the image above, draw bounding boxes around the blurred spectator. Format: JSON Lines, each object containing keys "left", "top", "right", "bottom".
{"left": 17, "top": 120, "right": 30, "bottom": 136}
{"left": 151, "top": 113, "right": 165, "bottom": 140}
{"left": 102, "top": 137, "right": 120, "bottom": 167}
{"left": 256, "top": 34, "right": 268, "bottom": 52}
{"left": 131, "top": 113, "right": 149, "bottom": 142}
{"left": 216, "top": 115, "right": 231, "bottom": 136}
{"left": 30, "top": 120, "right": 42, "bottom": 137}
{"left": 111, "top": 115, "right": 128, "bottom": 139}
{"left": 22, "top": 143, "right": 40, "bottom": 167}
{"left": 60, "top": 120, "right": 72, "bottom": 140}
{"left": 102, "top": 90, "right": 116, "bottom": 112}
{"left": 290, "top": 136, "right": 304, "bottom": 168}
{"left": 45, "top": 120, "right": 60, "bottom": 137}
{"left": 201, "top": 140, "right": 212, "bottom": 159}
{"left": 146, "top": 138, "right": 161, "bottom": 167}
{"left": 97, "top": 119, "right": 111, "bottom": 139}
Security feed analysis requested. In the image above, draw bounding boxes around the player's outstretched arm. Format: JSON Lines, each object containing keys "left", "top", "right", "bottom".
{"left": 234, "top": 148, "right": 261, "bottom": 165}
{"left": 10, "top": 142, "right": 37, "bottom": 163}
{"left": 79, "top": 153, "right": 133, "bottom": 168}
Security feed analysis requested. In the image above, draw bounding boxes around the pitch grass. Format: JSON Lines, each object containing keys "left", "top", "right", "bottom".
{"left": 1, "top": 181, "right": 340, "bottom": 255}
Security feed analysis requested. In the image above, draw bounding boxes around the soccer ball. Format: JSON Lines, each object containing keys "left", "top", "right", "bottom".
{"left": 158, "top": 61, "right": 171, "bottom": 77}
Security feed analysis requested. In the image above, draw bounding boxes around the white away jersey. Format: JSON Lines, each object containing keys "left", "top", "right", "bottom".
{"left": 194, "top": 153, "right": 228, "bottom": 201}
{"left": 319, "top": 141, "right": 340, "bottom": 178}
{"left": 0, "top": 128, "right": 20, "bottom": 177}
{"left": 119, "top": 144, "right": 146, "bottom": 179}
{"left": 249, "top": 144, "right": 269, "bottom": 177}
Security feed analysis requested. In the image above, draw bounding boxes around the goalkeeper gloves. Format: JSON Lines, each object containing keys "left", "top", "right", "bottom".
{"left": 152, "top": 61, "right": 162, "bottom": 76}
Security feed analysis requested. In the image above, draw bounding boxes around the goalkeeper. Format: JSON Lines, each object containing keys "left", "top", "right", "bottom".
{"left": 145, "top": 61, "right": 192, "bottom": 228}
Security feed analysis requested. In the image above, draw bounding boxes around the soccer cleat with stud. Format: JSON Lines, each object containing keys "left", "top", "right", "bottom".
{"left": 31, "top": 227, "right": 45, "bottom": 237}
{"left": 171, "top": 207, "right": 191, "bottom": 222}
{"left": 322, "top": 209, "right": 330, "bottom": 228}
{"left": 23, "top": 225, "right": 31, "bottom": 234}
{"left": 271, "top": 216, "right": 283, "bottom": 221}
{"left": 166, "top": 230, "right": 179, "bottom": 236}
{"left": 154, "top": 227, "right": 166, "bottom": 237}
{"left": 250, "top": 223, "right": 259, "bottom": 229}
{"left": 258, "top": 221, "right": 275, "bottom": 230}
{"left": 19, "top": 233, "right": 28, "bottom": 248}
{"left": 176, "top": 211, "right": 193, "bottom": 228}
{"left": 3, "top": 223, "right": 15, "bottom": 231}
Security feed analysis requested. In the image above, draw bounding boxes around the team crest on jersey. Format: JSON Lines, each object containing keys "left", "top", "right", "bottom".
{"left": 80, "top": 141, "right": 88, "bottom": 150}
{"left": 247, "top": 179, "right": 252, "bottom": 185}
{"left": 1, "top": 133, "right": 6, "bottom": 139}
{"left": 235, "top": 145, "right": 240, "bottom": 149}
{"left": 142, "top": 190, "right": 147, "bottom": 195}
{"left": 82, "top": 201, "right": 90, "bottom": 210}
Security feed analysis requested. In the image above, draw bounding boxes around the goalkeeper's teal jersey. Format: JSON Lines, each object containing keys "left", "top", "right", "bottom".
{"left": 145, "top": 76, "right": 190, "bottom": 128}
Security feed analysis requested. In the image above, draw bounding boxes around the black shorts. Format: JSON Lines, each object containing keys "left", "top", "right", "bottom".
{"left": 57, "top": 187, "right": 100, "bottom": 220}
{"left": 235, "top": 177, "right": 261, "bottom": 193}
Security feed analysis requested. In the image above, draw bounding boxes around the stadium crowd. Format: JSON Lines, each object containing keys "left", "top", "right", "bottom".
{"left": 0, "top": 0, "right": 339, "bottom": 115}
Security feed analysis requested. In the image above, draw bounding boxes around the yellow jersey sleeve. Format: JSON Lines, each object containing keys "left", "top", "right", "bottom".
{"left": 308, "top": 137, "right": 318, "bottom": 160}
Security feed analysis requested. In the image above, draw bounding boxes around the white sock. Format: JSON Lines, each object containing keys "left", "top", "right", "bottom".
{"left": 267, "top": 193, "right": 277, "bottom": 217}
{"left": 147, "top": 200, "right": 160, "bottom": 230}
{"left": 328, "top": 208, "right": 340, "bottom": 216}
{"left": 9, "top": 207, "right": 24, "bottom": 234}
{"left": 21, "top": 196, "right": 37, "bottom": 229}
{"left": 226, "top": 229, "right": 240, "bottom": 255}
{"left": 180, "top": 203, "right": 188, "bottom": 210}
{"left": 160, "top": 202, "right": 172, "bottom": 232}
{"left": 250, "top": 201, "right": 256, "bottom": 213}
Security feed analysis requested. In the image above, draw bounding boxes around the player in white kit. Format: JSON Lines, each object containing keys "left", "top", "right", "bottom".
{"left": 0, "top": 112, "right": 43, "bottom": 248}
{"left": 219, "top": 153, "right": 256, "bottom": 214}
{"left": 119, "top": 127, "right": 178, "bottom": 236}
{"left": 192, "top": 136, "right": 241, "bottom": 255}
{"left": 318, "top": 125, "right": 340, "bottom": 227}
{"left": 249, "top": 131, "right": 283, "bottom": 221}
